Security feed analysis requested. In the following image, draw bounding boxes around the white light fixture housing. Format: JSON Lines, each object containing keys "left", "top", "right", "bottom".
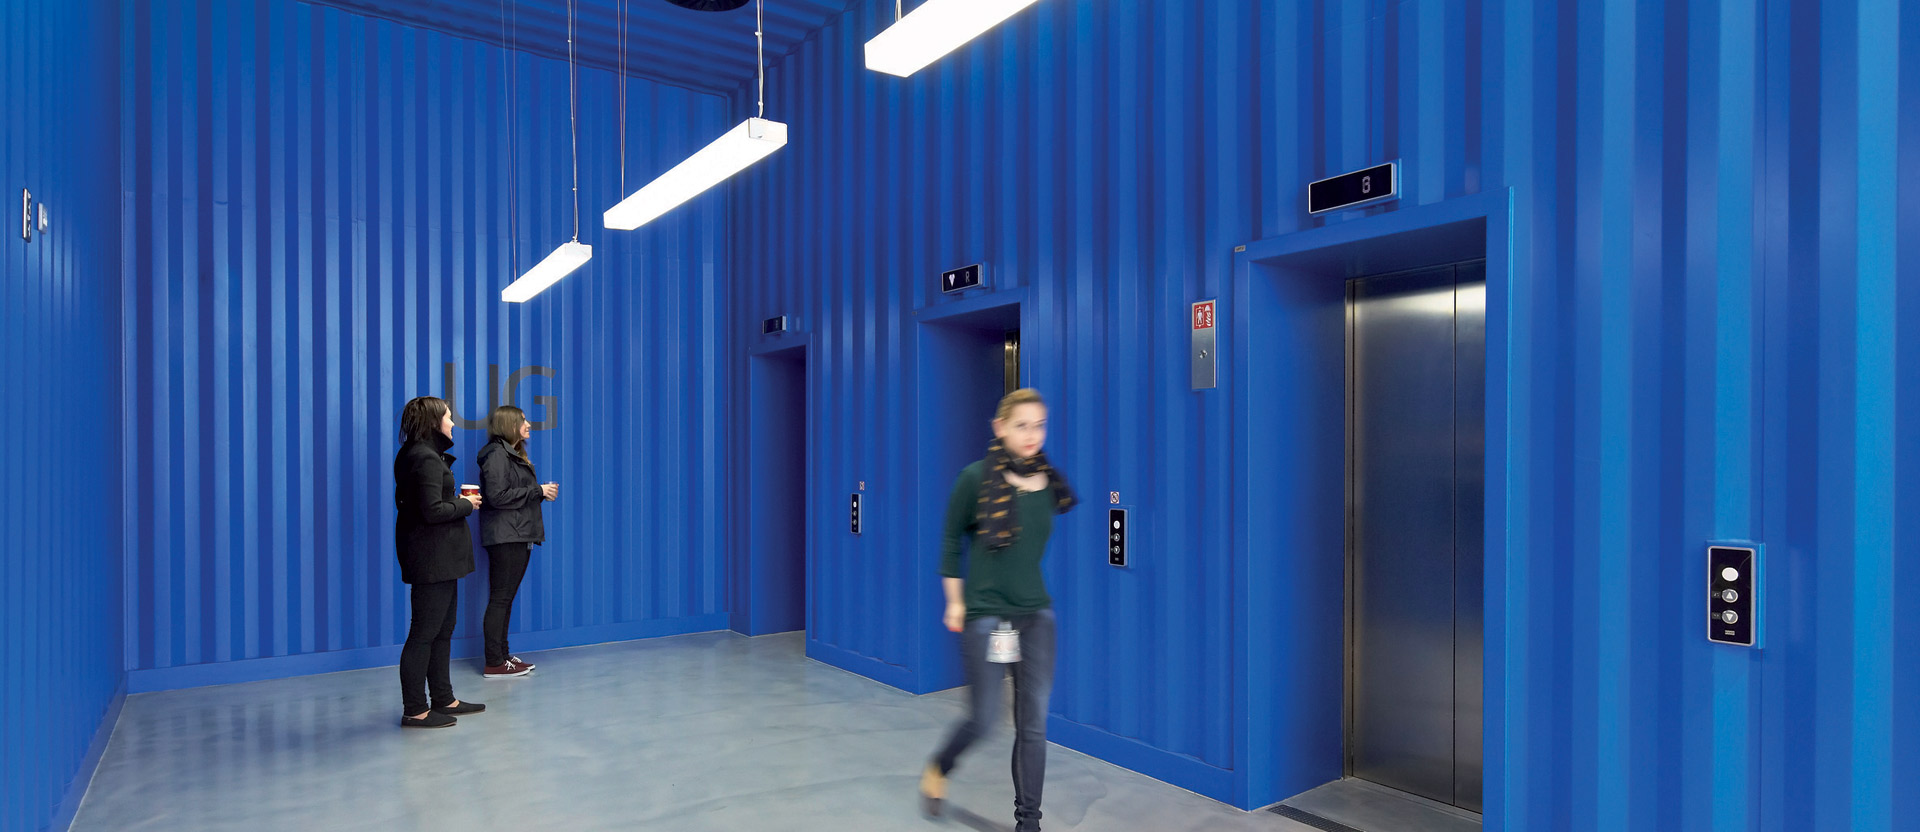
{"left": 603, "top": 117, "right": 788, "bottom": 231}
{"left": 502, "top": 241, "right": 593, "bottom": 303}
{"left": 864, "top": 0, "right": 1041, "bottom": 78}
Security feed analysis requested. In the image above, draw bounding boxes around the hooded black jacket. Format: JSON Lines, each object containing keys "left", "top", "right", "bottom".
{"left": 393, "top": 432, "right": 477, "bottom": 584}
{"left": 476, "top": 436, "right": 547, "bottom": 547}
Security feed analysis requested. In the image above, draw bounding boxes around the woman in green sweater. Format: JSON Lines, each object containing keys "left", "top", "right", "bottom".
{"left": 920, "top": 388, "right": 1077, "bottom": 832}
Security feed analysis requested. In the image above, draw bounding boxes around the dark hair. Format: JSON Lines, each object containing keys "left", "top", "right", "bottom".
{"left": 399, "top": 396, "right": 450, "bottom": 444}
{"left": 487, "top": 405, "right": 535, "bottom": 474}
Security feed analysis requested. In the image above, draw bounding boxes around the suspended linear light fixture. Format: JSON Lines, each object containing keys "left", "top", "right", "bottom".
{"left": 503, "top": 0, "right": 592, "bottom": 303}
{"left": 865, "top": 0, "right": 1042, "bottom": 78}
{"left": 604, "top": 0, "right": 786, "bottom": 231}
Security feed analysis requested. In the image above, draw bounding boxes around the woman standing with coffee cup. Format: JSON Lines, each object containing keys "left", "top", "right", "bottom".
{"left": 393, "top": 396, "right": 485, "bottom": 728}
{"left": 476, "top": 405, "right": 556, "bottom": 679}
{"left": 919, "top": 389, "right": 1077, "bottom": 832}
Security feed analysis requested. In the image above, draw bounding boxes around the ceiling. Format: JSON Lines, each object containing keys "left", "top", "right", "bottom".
{"left": 304, "top": 0, "right": 862, "bottom": 95}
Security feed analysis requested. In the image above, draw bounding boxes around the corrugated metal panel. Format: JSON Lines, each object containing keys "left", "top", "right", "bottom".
{"left": 121, "top": 0, "right": 734, "bottom": 685}
{"left": 728, "top": 0, "right": 1917, "bottom": 825}
{"left": 303, "top": 0, "right": 858, "bottom": 95}
{"left": 0, "top": 0, "right": 125, "bottom": 830}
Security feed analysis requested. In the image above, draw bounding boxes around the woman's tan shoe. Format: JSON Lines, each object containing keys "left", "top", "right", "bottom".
{"left": 919, "top": 764, "right": 947, "bottom": 817}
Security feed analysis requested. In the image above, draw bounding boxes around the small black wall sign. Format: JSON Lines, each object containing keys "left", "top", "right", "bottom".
{"left": 1307, "top": 161, "right": 1399, "bottom": 215}
{"left": 762, "top": 315, "right": 788, "bottom": 335}
{"left": 941, "top": 264, "right": 984, "bottom": 294}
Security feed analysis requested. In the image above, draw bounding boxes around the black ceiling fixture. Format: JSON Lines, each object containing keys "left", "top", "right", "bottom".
{"left": 663, "top": 0, "right": 751, "bottom": 10}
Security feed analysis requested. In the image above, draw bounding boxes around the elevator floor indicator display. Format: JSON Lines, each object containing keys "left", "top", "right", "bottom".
{"left": 1307, "top": 161, "right": 1399, "bottom": 214}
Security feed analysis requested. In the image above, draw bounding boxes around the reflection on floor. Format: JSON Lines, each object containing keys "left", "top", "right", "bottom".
{"left": 1274, "top": 778, "right": 1481, "bottom": 832}
{"left": 74, "top": 631, "right": 1314, "bottom": 831}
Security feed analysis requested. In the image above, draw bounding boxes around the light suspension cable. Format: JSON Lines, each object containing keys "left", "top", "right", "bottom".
{"left": 568, "top": 0, "right": 580, "bottom": 242}
{"left": 500, "top": 0, "right": 520, "bottom": 278}
{"left": 604, "top": 0, "right": 787, "bottom": 232}
{"left": 501, "top": 0, "right": 592, "bottom": 303}
{"left": 618, "top": 0, "right": 629, "bottom": 193}
{"left": 756, "top": 0, "right": 765, "bottom": 118}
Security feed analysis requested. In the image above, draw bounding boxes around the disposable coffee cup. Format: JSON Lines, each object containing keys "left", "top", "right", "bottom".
{"left": 459, "top": 484, "right": 480, "bottom": 499}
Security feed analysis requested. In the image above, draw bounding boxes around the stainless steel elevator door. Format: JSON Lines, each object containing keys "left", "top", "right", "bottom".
{"left": 1347, "top": 263, "right": 1486, "bottom": 813}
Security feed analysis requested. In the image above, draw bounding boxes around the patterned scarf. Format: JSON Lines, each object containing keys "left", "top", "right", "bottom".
{"left": 977, "top": 437, "right": 1077, "bottom": 551}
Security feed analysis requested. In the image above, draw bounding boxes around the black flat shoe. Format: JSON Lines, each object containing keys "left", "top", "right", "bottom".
{"left": 433, "top": 700, "right": 485, "bottom": 716}
{"left": 401, "top": 711, "right": 457, "bottom": 728}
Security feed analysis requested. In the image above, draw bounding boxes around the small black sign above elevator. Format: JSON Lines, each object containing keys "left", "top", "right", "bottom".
{"left": 1308, "top": 161, "right": 1399, "bottom": 215}
{"left": 941, "top": 264, "right": 985, "bottom": 294}
{"left": 762, "top": 315, "right": 788, "bottom": 335}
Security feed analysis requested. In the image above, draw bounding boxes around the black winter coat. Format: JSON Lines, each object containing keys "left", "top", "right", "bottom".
{"left": 476, "top": 437, "right": 547, "bottom": 547}
{"left": 393, "top": 433, "right": 477, "bottom": 584}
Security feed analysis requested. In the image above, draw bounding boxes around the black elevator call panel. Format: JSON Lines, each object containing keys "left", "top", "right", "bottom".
{"left": 1708, "top": 544, "right": 1757, "bottom": 647}
{"left": 849, "top": 493, "right": 862, "bottom": 536}
{"left": 1108, "top": 509, "right": 1129, "bottom": 567}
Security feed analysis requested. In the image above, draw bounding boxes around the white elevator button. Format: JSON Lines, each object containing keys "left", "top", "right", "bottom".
{"left": 1721, "top": 566, "right": 1739, "bottom": 582}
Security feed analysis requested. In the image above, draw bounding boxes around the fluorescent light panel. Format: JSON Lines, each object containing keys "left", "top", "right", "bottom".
{"left": 501, "top": 241, "right": 592, "bottom": 303}
{"left": 603, "top": 118, "right": 788, "bottom": 231}
{"left": 864, "top": 0, "right": 1041, "bottom": 77}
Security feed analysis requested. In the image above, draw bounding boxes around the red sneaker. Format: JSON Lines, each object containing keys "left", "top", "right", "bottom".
{"left": 508, "top": 655, "right": 536, "bottom": 671}
{"left": 483, "top": 662, "right": 531, "bottom": 679}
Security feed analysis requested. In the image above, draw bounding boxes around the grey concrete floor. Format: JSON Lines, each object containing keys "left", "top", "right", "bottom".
{"left": 73, "top": 631, "right": 1311, "bottom": 832}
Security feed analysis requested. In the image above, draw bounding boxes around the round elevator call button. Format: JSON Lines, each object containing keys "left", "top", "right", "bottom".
{"left": 1720, "top": 566, "right": 1740, "bottom": 582}
{"left": 1720, "top": 610, "right": 1740, "bottom": 625}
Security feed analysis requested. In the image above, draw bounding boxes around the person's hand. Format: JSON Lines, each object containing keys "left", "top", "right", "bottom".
{"left": 463, "top": 494, "right": 483, "bottom": 510}
{"left": 542, "top": 483, "right": 559, "bottom": 501}
{"left": 943, "top": 603, "right": 965, "bottom": 633}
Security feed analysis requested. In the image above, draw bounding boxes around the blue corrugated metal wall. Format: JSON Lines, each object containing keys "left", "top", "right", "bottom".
{"left": 0, "top": 0, "right": 126, "bottom": 829}
{"left": 728, "top": 0, "right": 1916, "bottom": 827}
{"left": 120, "top": 0, "right": 734, "bottom": 690}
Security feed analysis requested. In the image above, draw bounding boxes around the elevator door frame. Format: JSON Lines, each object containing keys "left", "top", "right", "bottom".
{"left": 911, "top": 289, "right": 1028, "bottom": 695}
{"left": 742, "top": 338, "right": 813, "bottom": 638}
{"left": 1227, "top": 190, "right": 1513, "bottom": 813}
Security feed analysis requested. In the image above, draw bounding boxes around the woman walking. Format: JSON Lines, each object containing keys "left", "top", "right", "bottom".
{"left": 394, "top": 396, "right": 486, "bottom": 728}
{"left": 476, "top": 405, "right": 556, "bottom": 679}
{"left": 920, "top": 388, "right": 1077, "bottom": 832}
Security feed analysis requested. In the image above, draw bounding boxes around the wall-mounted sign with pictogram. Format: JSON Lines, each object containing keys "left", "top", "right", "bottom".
{"left": 1192, "top": 299, "right": 1217, "bottom": 389}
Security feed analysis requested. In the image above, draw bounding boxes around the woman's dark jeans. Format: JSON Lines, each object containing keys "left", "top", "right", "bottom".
{"left": 399, "top": 579, "right": 459, "bottom": 715}
{"left": 932, "top": 608, "right": 1057, "bottom": 831}
{"left": 482, "top": 543, "right": 532, "bottom": 667}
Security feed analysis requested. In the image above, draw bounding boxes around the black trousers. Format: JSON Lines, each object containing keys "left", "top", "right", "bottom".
{"left": 483, "top": 543, "right": 532, "bottom": 667}
{"left": 399, "top": 579, "right": 459, "bottom": 715}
